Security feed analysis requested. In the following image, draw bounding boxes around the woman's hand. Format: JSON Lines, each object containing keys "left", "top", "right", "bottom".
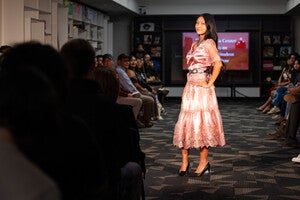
{"left": 197, "top": 80, "right": 211, "bottom": 87}
{"left": 202, "top": 82, "right": 212, "bottom": 88}
{"left": 288, "top": 87, "right": 299, "bottom": 94}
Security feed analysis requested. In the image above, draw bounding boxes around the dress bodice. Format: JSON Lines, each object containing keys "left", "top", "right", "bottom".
{"left": 186, "top": 39, "right": 221, "bottom": 70}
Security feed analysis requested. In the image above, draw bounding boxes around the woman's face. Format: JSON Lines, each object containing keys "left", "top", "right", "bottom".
{"left": 288, "top": 55, "right": 296, "bottom": 65}
{"left": 195, "top": 16, "right": 207, "bottom": 36}
{"left": 294, "top": 60, "right": 300, "bottom": 70}
{"left": 136, "top": 58, "right": 143, "bottom": 68}
{"left": 129, "top": 57, "right": 137, "bottom": 67}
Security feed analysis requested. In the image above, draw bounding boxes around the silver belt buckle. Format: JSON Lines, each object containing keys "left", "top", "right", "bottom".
{"left": 189, "top": 69, "right": 204, "bottom": 74}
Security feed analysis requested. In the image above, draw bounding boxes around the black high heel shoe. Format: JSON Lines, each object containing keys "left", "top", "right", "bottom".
{"left": 194, "top": 162, "right": 210, "bottom": 177}
{"left": 178, "top": 163, "right": 190, "bottom": 176}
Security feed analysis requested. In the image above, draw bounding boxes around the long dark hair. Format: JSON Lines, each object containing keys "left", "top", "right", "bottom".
{"left": 93, "top": 67, "right": 119, "bottom": 102}
{"left": 198, "top": 13, "right": 218, "bottom": 45}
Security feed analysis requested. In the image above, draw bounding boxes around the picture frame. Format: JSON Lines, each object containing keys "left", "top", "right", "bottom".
{"left": 272, "top": 35, "right": 281, "bottom": 45}
{"left": 263, "top": 46, "right": 274, "bottom": 57}
{"left": 282, "top": 35, "right": 291, "bottom": 45}
{"left": 153, "top": 36, "right": 161, "bottom": 44}
{"left": 280, "top": 46, "right": 291, "bottom": 57}
{"left": 263, "top": 35, "right": 271, "bottom": 44}
{"left": 140, "top": 22, "right": 155, "bottom": 31}
{"left": 143, "top": 34, "right": 153, "bottom": 44}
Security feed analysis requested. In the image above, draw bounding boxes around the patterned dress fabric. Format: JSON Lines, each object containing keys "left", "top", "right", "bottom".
{"left": 173, "top": 39, "right": 225, "bottom": 149}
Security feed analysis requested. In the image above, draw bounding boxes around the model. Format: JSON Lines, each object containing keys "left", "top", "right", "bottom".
{"left": 173, "top": 13, "right": 225, "bottom": 177}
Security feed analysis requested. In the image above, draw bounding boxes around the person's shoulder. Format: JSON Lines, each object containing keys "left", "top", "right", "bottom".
{"left": 126, "top": 68, "right": 135, "bottom": 75}
{"left": 205, "top": 38, "right": 216, "bottom": 45}
{"left": 0, "top": 141, "right": 61, "bottom": 200}
{"left": 204, "top": 39, "right": 218, "bottom": 49}
{"left": 115, "top": 65, "right": 123, "bottom": 71}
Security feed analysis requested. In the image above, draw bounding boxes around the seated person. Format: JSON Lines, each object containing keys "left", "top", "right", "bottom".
{"left": 136, "top": 56, "right": 168, "bottom": 113}
{"left": 132, "top": 43, "right": 147, "bottom": 59}
{"left": 271, "top": 57, "right": 300, "bottom": 124}
{"left": 257, "top": 52, "right": 298, "bottom": 113}
{"left": 102, "top": 53, "right": 144, "bottom": 128}
{"left": 0, "top": 41, "right": 109, "bottom": 199}
{"left": 0, "top": 124, "right": 60, "bottom": 200}
{"left": 93, "top": 66, "right": 146, "bottom": 174}
{"left": 282, "top": 87, "right": 300, "bottom": 147}
{"left": 128, "top": 55, "right": 163, "bottom": 120}
{"left": 96, "top": 54, "right": 103, "bottom": 67}
{"left": 0, "top": 45, "right": 11, "bottom": 62}
{"left": 61, "top": 40, "right": 144, "bottom": 199}
{"left": 115, "top": 53, "right": 155, "bottom": 127}
{"left": 143, "top": 53, "right": 162, "bottom": 87}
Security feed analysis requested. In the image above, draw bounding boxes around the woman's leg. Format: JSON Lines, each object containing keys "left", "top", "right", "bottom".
{"left": 195, "top": 147, "right": 209, "bottom": 173}
{"left": 257, "top": 96, "right": 272, "bottom": 110}
{"left": 179, "top": 148, "right": 189, "bottom": 171}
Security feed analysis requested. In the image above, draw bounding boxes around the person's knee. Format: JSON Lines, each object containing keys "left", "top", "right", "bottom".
{"left": 136, "top": 99, "right": 143, "bottom": 107}
{"left": 121, "top": 162, "right": 142, "bottom": 179}
{"left": 141, "top": 95, "right": 154, "bottom": 105}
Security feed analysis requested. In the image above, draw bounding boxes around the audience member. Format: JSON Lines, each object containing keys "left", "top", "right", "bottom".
{"left": 282, "top": 86, "right": 300, "bottom": 147}
{"left": 94, "top": 66, "right": 119, "bottom": 102}
{"left": 0, "top": 41, "right": 108, "bottom": 200}
{"left": 102, "top": 53, "right": 114, "bottom": 68}
{"left": 271, "top": 57, "right": 300, "bottom": 124}
{"left": 102, "top": 53, "right": 144, "bottom": 128}
{"left": 93, "top": 66, "right": 146, "bottom": 198}
{"left": 0, "top": 45, "right": 12, "bottom": 66}
{"left": 96, "top": 54, "right": 103, "bottom": 67}
{"left": 60, "top": 39, "right": 144, "bottom": 199}
{"left": 132, "top": 43, "right": 147, "bottom": 59}
{"left": 116, "top": 53, "right": 155, "bottom": 127}
{"left": 257, "top": 52, "right": 297, "bottom": 113}
{"left": 128, "top": 55, "right": 163, "bottom": 120}
{"left": 137, "top": 55, "right": 169, "bottom": 111}
{"left": 0, "top": 125, "right": 61, "bottom": 200}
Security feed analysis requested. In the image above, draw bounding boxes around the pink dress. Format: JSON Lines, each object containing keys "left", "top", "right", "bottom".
{"left": 173, "top": 39, "right": 225, "bottom": 149}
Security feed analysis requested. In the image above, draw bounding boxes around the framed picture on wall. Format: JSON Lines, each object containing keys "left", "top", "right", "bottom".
{"left": 263, "top": 60, "right": 274, "bottom": 71}
{"left": 153, "top": 36, "right": 161, "bottom": 44}
{"left": 263, "top": 35, "right": 271, "bottom": 44}
{"left": 143, "top": 34, "right": 153, "bottom": 44}
{"left": 280, "top": 46, "right": 291, "bottom": 57}
{"left": 272, "top": 35, "right": 281, "bottom": 45}
{"left": 282, "top": 35, "right": 291, "bottom": 44}
{"left": 263, "top": 46, "right": 274, "bottom": 57}
{"left": 140, "top": 22, "right": 155, "bottom": 31}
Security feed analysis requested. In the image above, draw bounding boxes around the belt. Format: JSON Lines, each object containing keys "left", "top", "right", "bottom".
{"left": 188, "top": 69, "right": 209, "bottom": 74}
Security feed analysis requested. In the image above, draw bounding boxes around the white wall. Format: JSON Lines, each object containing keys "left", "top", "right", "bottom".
{"left": 287, "top": 0, "right": 300, "bottom": 11}
{"left": 57, "top": 5, "right": 68, "bottom": 49}
{"left": 112, "top": 17, "right": 132, "bottom": 60}
{"left": 0, "top": 0, "right": 24, "bottom": 46}
{"left": 113, "top": 0, "right": 139, "bottom": 13}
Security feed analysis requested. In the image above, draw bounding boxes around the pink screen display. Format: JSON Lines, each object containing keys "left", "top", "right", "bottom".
{"left": 182, "top": 32, "right": 249, "bottom": 70}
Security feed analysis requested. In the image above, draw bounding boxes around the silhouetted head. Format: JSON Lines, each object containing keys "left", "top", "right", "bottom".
{"left": 93, "top": 67, "right": 119, "bottom": 102}
{"left": 60, "top": 39, "right": 96, "bottom": 79}
{"left": 0, "top": 41, "right": 68, "bottom": 103}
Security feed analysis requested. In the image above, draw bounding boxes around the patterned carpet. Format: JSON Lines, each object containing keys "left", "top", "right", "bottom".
{"left": 139, "top": 98, "right": 300, "bottom": 200}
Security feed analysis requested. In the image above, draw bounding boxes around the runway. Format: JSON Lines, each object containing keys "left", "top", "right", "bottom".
{"left": 139, "top": 98, "right": 300, "bottom": 200}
